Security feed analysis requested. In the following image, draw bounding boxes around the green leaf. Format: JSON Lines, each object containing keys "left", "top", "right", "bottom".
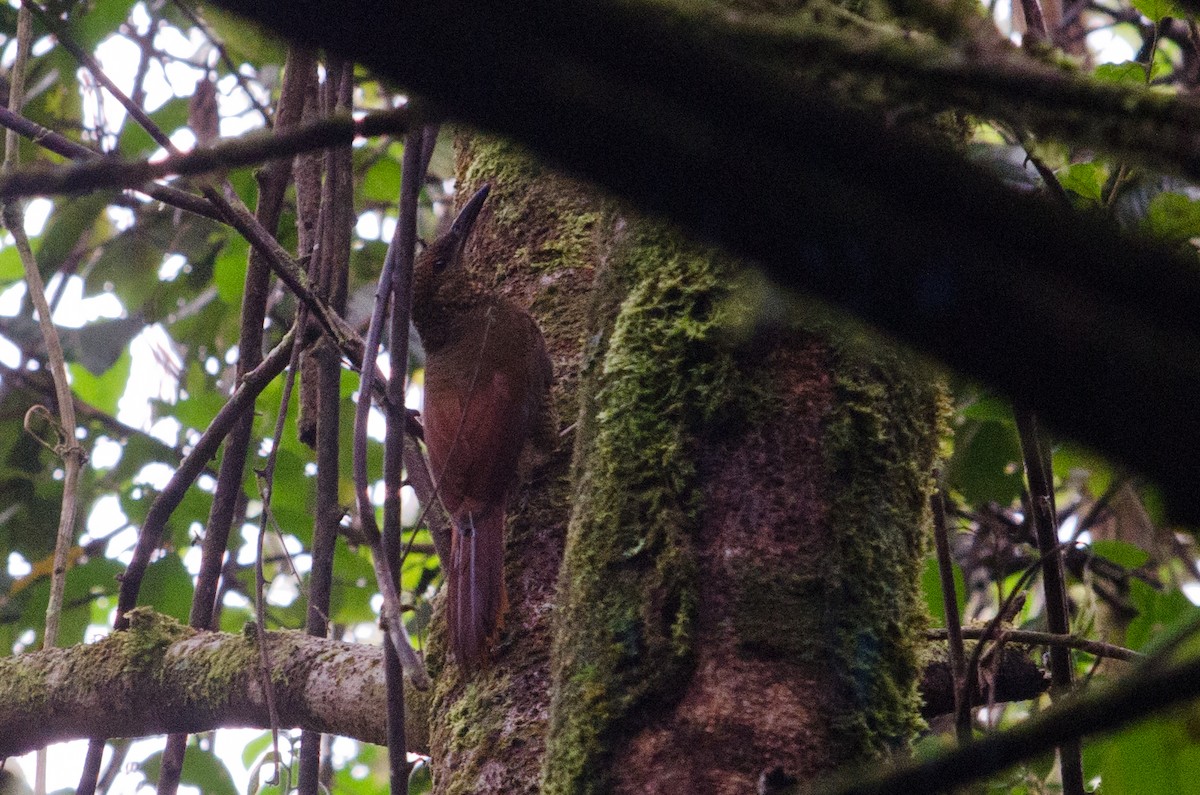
{"left": 118, "top": 97, "right": 192, "bottom": 158}
{"left": 1097, "top": 715, "right": 1200, "bottom": 794}
{"left": 1089, "top": 539, "right": 1150, "bottom": 570}
{"left": 141, "top": 743, "right": 238, "bottom": 795}
{"left": 1101, "top": 721, "right": 1173, "bottom": 793}
{"left": 68, "top": 347, "right": 132, "bottom": 415}
{"left": 946, "top": 420, "right": 1025, "bottom": 506}
{"left": 174, "top": 362, "right": 228, "bottom": 432}
{"left": 332, "top": 743, "right": 387, "bottom": 793}
{"left": 199, "top": 6, "right": 287, "bottom": 66}
{"left": 173, "top": 486, "right": 216, "bottom": 548}
{"left": 361, "top": 154, "right": 402, "bottom": 203}
{"left": 69, "top": 0, "right": 134, "bottom": 51}
{"left": 1127, "top": 579, "right": 1198, "bottom": 652}
{"left": 35, "top": 193, "right": 112, "bottom": 276}
{"left": 401, "top": 545, "right": 440, "bottom": 594}
{"left": 1094, "top": 61, "right": 1151, "bottom": 84}
{"left": 214, "top": 236, "right": 250, "bottom": 307}
{"left": 961, "top": 394, "right": 1015, "bottom": 424}
{"left": 1132, "top": 0, "right": 1184, "bottom": 23}
{"left": 87, "top": 227, "right": 166, "bottom": 312}
{"left": 922, "top": 555, "right": 966, "bottom": 626}
{"left": 331, "top": 543, "right": 379, "bottom": 625}
{"left": 410, "top": 758, "right": 433, "bottom": 794}
{"left": 0, "top": 245, "right": 25, "bottom": 282}
{"left": 224, "top": 166, "right": 261, "bottom": 209}
{"left": 1050, "top": 442, "right": 1114, "bottom": 497}
{"left": 241, "top": 731, "right": 274, "bottom": 768}
{"left": 68, "top": 315, "right": 145, "bottom": 375}
{"left": 352, "top": 240, "right": 389, "bottom": 281}
{"left": 1058, "top": 162, "right": 1107, "bottom": 202}
{"left": 13, "top": 563, "right": 112, "bottom": 649}
{"left": 1145, "top": 192, "right": 1200, "bottom": 243}
{"left": 137, "top": 551, "right": 194, "bottom": 622}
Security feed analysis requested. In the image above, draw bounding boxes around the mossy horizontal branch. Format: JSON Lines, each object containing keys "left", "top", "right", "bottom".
{"left": 0, "top": 609, "right": 411, "bottom": 757}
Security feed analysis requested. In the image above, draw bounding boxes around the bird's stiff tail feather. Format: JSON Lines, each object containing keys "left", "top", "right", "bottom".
{"left": 446, "top": 504, "right": 507, "bottom": 670}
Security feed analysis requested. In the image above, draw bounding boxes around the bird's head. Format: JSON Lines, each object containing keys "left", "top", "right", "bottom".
{"left": 412, "top": 183, "right": 492, "bottom": 345}
{"left": 416, "top": 183, "right": 490, "bottom": 285}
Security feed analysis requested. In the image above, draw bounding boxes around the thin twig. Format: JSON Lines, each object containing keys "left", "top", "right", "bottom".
{"left": 169, "top": 0, "right": 274, "bottom": 126}
{"left": 3, "top": 9, "right": 87, "bottom": 794}
{"left": 379, "top": 123, "right": 432, "bottom": 794}
{"left": 250, "top": 319, "right": 304, "bottom": 789}
{"left": 927, "top": 627, "right": 1143, "bottom": 663}
{"left": 1019, "top": 143, "right": 1071, "bottom": 206}
{"left": 29, "top": 9, "right": 395, "bottom": 366}
{"left": 1015, "top": 408, "right": 1083, "bottom": 795}
{"left": 931, "top": 482, "right": 971, "bottom": 744}
{"left": 294, "top": 58, "right": 329, "bottom": 795}
{"left": 96, "top": 738, "right": 131, "bottom": 794}
{"left": 350, "top": 117, "right": 430, "bottom": 690}
{"left": 26, "top": 0, "right": 377, "bottom": 384}
{"left": 824, "top": 646, "right": 1200, "bottom": 794}
{"left": 187, "top": 45, "right": 311, "bottom": 639}
{"left": 401, "top": 434, "right": 453, "bottom": 564}
{"left": 962, "top": 539, "right": 1072, "bottom": 717}
{"left": 2, "top": 2, "right": 86, "bottom": 652}
{"left": 0, "top": 105, "right": 221, "bottom": 219}
{"left": 158, "top": 46, "right": 314, "bottom": 795}
{"left": 298, "top": 61, "right": 355, "bottom": 794}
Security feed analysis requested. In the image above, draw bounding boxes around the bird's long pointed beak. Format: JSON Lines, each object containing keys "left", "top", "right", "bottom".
{"left": 449, "top": 184, "right": 491, "bottom": 242}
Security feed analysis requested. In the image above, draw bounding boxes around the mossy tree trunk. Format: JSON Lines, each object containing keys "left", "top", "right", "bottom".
{"left": 425, "top": 128, "right": 945, "bottom": 792}
{"left": 423, "top": 135, "right": 608, "bottom": 794}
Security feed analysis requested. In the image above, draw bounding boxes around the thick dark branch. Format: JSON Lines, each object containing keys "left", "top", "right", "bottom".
{"left": 826, "top": 646, "right": 1200, "bottom": 794}
{"left": 0, "top": 106, "right": 221, "bottom": 220}
{"left": 0, "top": 107, "right": 413, "bottom": 200}
{"left": 202, "top": 0, "right": 1200, "bottom": 521}
{"left": 660, "top": 8, "right": 1200, "bottom": 175}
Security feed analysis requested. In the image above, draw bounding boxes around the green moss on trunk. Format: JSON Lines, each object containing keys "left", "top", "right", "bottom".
{"left": 543, "top": 223, "right": 742, "bottom": 793}
{"left": 819, "top": 333, "right": 948, "bottom": 755}
{"left": 544, "top": 241, "right": 946, "bottom": 789}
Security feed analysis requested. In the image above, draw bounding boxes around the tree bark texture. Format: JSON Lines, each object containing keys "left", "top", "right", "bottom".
{"left": 425, "top": 134, "right": 945, "bottom": 794}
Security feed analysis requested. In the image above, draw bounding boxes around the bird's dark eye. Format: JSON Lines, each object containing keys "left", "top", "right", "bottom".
{"left": 433, "top": 258, "right": 448, "bottom": 273}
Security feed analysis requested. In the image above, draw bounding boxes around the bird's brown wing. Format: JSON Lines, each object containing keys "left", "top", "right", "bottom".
{"left": 423, "top": 363, "right": 528, "bottom": 669}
